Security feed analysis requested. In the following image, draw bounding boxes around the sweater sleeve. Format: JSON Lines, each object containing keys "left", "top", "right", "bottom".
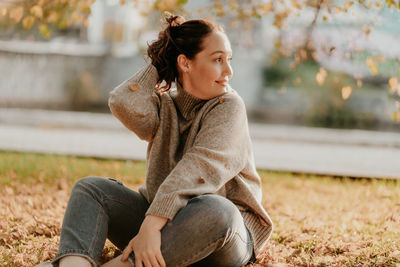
{"left": 108, "top": 63, "right": 160, "bottom": 142}
{"left": 145, "top": 93, "right": 250, "bottom": 220}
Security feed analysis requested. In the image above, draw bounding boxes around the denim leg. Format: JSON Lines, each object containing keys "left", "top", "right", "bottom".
{"left": 53, "top": 177, "right": 253, "bottom": 267}
{"left": 52, "top": 176, "right": 149, "bottom": 267}
{"left": 159, "top": 194, "right": 255, "bottom": 267}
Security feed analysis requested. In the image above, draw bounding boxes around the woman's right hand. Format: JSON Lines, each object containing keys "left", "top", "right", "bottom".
{"left": 121, "top": 215, "right": 168, "bottom": 267}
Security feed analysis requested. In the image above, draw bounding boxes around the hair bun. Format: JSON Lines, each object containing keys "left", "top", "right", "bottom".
{"left": 164, "top": 11, "right": 185, "bottom": 27}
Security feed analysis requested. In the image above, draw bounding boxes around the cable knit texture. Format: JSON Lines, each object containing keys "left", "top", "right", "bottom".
{"left": 108, "top": 63, "right": 273, "bottom": 257}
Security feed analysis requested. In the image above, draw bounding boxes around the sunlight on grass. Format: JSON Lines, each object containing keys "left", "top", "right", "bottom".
{"left": 0, "top": 151, "right": 145, "bottom": 186}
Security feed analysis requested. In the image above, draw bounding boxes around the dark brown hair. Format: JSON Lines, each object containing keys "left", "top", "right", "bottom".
{"left": 147, "top": 14, "right": 224, "bottom": 91}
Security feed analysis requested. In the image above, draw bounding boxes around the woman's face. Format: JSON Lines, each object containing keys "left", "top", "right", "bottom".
{"left": 179, "top": 30, "right": 233, "bottom": 100}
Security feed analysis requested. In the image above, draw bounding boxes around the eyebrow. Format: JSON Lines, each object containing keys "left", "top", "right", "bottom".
{"left": 209, "top": 50, "right": 233, "bottom": 56}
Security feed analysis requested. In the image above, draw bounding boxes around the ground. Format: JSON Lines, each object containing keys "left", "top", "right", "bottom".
{"left": 0, "top": 151, "right": 399, "bottom": 266}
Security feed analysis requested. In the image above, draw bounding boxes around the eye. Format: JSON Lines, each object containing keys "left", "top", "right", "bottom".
{"left": 228, "top": 57, "right": 233, "bottom": 62}
{"left": 215, "top": 57, "right": 222, "bottom": 62}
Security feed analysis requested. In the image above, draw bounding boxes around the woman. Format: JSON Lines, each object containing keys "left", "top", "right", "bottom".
{"left": 38, "top": 14, "right": 273, "bottom": 267}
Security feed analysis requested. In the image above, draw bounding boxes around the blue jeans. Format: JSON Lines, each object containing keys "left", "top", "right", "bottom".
{"left": 52, "top": 176, "right": 256, "bottom": 267}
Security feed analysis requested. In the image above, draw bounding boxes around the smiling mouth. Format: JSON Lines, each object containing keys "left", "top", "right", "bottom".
{"left": 216, "top": 80, "right": 228, "bottom": 86}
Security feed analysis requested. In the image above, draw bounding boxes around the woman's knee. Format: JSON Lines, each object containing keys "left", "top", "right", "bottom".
{"left": 70, "top": 176, "right": 106, "bottom": 199}
{"left": 191, "top": 195, "right": 243, "bottom": 231}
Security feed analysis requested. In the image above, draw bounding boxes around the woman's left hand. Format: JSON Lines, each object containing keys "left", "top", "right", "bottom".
{"left": 121, "top": 215, "right": 168, "bottom": 267}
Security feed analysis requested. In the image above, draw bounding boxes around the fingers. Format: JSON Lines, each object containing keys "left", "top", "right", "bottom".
{"left": 148, "top": 251, "right": 162, "bottom": 267}
{"left": 156, "top": 251, "right": 167, "bottom": 267}
{"left": 133, "top": 250, "right": 165, "bottom": 267}
{"left": 121, "top": 243, "right": 133, "bottom": 262}
{"left": 142, "top": 255, "right": 153, "bottom": 267}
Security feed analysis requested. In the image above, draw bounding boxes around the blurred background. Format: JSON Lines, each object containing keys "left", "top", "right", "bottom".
{"left": 0, "top": 0, "right": 400, "bottom": 178}
{"left": 1, "top": 0, "right": 399, "bottom": 130}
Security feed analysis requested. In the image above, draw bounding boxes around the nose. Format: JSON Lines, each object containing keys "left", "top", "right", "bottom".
{"left": 223, "top": 61, "right": 233, "bottom": 79}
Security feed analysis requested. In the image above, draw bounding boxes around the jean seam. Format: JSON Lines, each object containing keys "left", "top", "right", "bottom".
{"left": 181, "top": 230, "right": 253, "bottom": 266}
{"left": 104, "top": 195, "right": 139, "bottom": 208}
{"left": 88, "top": 205, "right": 106, "bottom": 258}
{"left": 103, "top": 180, "right": 142, "bottom": 208}
{"left": 178, "top": 235, "right": 227, "bottom": 266}
{"left": 52, "top": 250, "right": 97, "bottom": 267}
{"left": 232, "top": 228, "right": 252, "bottom": 246}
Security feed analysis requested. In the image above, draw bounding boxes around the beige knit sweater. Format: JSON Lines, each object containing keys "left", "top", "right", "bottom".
{"left": 108, "top": 62, "right": 273, "bottom": 257}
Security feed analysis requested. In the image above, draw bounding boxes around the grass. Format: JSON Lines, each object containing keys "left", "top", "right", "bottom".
{"left": 1, "top": 151, "right": 400, "bottom": 266}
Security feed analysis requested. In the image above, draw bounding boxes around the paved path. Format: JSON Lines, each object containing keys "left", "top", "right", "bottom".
{"left": 1, "top": 108, "right": 399, "bottom": 179}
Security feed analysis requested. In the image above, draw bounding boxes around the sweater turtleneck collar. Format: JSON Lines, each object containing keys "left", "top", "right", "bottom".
{"left": 173, "top": 81, "right": 206, "bottom": 120}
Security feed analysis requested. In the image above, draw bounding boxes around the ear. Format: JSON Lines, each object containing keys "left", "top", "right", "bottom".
{"left": 177, "top": 54, "right": 191, "bottom": 73}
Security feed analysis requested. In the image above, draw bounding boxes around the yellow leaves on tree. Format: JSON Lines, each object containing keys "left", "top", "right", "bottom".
{"left": 385, "top": 0, "right": 400, "bottom": 9}
{"left": 256, "top": 2, "right": 272, "bottom": 15}
{"left": 366, "top": 57, "right": 378, "bottom": 75}
{"left": 9, "top": 6, "right": 24, "bottom": 23}
{"left": 394, "top": 101, "right": 400, "bottom": 122}
{"left": 335, "top": 7, "right": 342, "bottom": 14}
{"left": 46, "top": 11, "right": 59, "bottom": 24}
{"left": 22, "top": 16, "right": 36, "bottom": 30}
{"left": 76, "top": 1, "right": 92, "bottom": 14}
{"left": 39, "top": 24, "right": 51, "bottom": 39}
{"left": 1, "top": 0, "right": 95, "bottom": 38}
{"left": 30, "top": 5, "right": 43, "bottom": 20}
{"left": 0, "top": 7, "right": 7, "bottom": 17}
{"left": 344, "top": 1, "right": 354, "bottom": 11}
{"left": 274, "top": 10, "right": 291, "bottom": 28}
{"left": 229, "top": 0, "right": 239, "bottom": 10}
{"left": 155, "top": 0, "right": 181, "bottom": 13}
{"left": 363, "top": 25, "right": 371, "bottom": 36}
{"left": 316, "top": 67, "right": 328, "bottom": 86}
{"left": 214, "top": 1, "right": 225, "bottom": 17}
{"left": 341, "top": 86, "right": 352, "bottom": 100}
{"left": 291, "top": 0, "right": 302, "bottom": 10}
{"left": 389, "top": 77, "right": 400, "bottom": 122}
{"left": 388, "top": 77, "right": 399, "bottom": 95}
{"left": 71, "top": 11, "right": 83, "bottom": 23}
{"left": 392, "top": 112, "right": 400, "bottom": 122}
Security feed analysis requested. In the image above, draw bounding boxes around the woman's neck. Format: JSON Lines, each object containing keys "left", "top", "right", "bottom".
{"left": 179, "top": 74, "right": 206, "bottom": 100}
